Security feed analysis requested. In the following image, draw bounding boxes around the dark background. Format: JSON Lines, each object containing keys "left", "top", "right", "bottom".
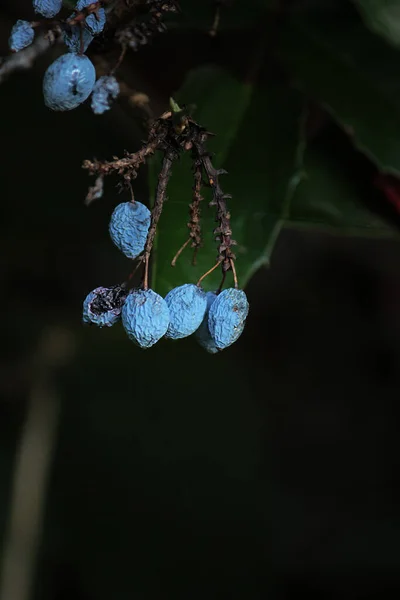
{"left": 1, "top": 1, "right": 400, "bottom": 598}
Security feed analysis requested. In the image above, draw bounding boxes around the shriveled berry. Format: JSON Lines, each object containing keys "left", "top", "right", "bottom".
{"left": 122, "top": 289, "right": 170, "bottom": 349}
{"left": 208, "top": 288, "right": 249, "bottom": 350}
{"left": 43, "top": 53, "right": 96, "bottom": 111}
{"left": 9, "top": 20, "right": 35, "bottom": 52}
{"left": 63, "top": 25, "right": 94, "bottom": 53}
{"left": 194, "top": 291, "right": 218, "bottom": 354}
{"left": 91, "top": 76, "right": 120, "bottom": 114}
{"left": 83, "top": 285, "right": 127, "bottom": 327}
{"left": 109, "top": 201, "right": 151, "bottom": 259}
{"left": 33, "top": 0, "right": 62, "bottom": 18}
{"left": 164, "top": 284, "right": 207, "bottom": 340}
{"left": 76, "top": 0, "right": 106, "bottom": 34}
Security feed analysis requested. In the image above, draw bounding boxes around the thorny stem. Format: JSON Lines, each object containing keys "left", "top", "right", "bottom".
{"left": 143, "top": 151, "right": 175, "bottom": 290}
{"left": 193, "top": 136, "right": 236, "bottom": 275}
{"left": 171, "top": 157, "right": 203, "bottom": 267}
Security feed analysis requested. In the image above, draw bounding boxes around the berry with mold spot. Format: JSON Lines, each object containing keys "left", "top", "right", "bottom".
{"left": 9, "top": 20, "right": 35, "bottom": 52}
{"left": 91, "top": 76, "right": 120, "bottom": 115}
{"left": 83, "top": 285, "right": 128, "bottom": 327}
{"left": 164, "top": 284, "right": 207, "bottom": 340}
{"left": 109, "top": 201, "right": 151, "bottom": 259}
{"left": 194, "top": 291, "right": 218, "bottom": 354}
{"left": 43, "top": 53, "right": 96, "bottom": 111}
{"left": 33, "top": 0, "right": 62, "bottom": 18}
{"left": 208, "top": 288, "right": 249, "bottom": 350}
{"left": 122, "top": 289, "right": 170, "bottom": 348}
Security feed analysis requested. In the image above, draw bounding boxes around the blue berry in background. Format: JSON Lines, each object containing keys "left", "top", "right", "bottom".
{"left": 76, "top": 0, "right": 106, "bottom": 35}
{"left": 91, "top": 76, "right": 120, "bottom": 114}
{"left": 164, "top": 284, "right": 207, "bottom": 340}
{"left": 9, "top": 20, "right": 35, "bottom": 52}
{"left": 122, "top": 289, "right": 170, "bottom": 349}
{"left": 194, "top": 291, "right": 218, "bottom": 354}
{"left": 43, "top": 53, "right": 96, "bottom": 111}
{"left": 208, "top": 288, "right": 249, "bottom": 350}
{"left": 83, "top": 285, "right": 128, "bottom": 327}
{"left": 109, "top": 201, "right": 151, "bottom": 259}
{"left": 33, "top": 0, "right": 63, "bottom": 18}
{"left": 63, "top": 25, "right": 94, "bottom": 53}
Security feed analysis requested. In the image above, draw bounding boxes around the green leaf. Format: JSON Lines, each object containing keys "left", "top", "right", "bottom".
{"left": 288, "top": 133, "right": 400, "bottom": 238}
{"left": 149, "top": 66, "right": 305, "bottom": 296}
{"left": 353, "top": 0, "right": 400, "bottom": 46}
{"left": 278, "top": 9, "right": 400, "bottom": 175}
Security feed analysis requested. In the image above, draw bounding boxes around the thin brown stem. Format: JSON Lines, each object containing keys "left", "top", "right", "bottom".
{"left": 142, "top": 151, "right": 175, "bottom": 290}
{"left": 171, "top": 237, "right": 191, "bottom": 267}
{"left": 230, "top": 258, "right": 238, "bottom": 288}
{"left": 197, "top": 260, "right": 222, "bottom": 287}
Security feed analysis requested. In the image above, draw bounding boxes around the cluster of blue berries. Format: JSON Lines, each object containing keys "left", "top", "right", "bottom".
{"left": 83, "top": 200, "right": 249, "bottom": 352}
{"left": 9, "top": 0, "right": 120, "bottom": 114}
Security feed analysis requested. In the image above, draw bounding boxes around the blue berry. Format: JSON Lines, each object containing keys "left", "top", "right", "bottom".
{"left": 164, "top": 284, "right": 207, "bottom": 340}
{"left": 208, "top": 288, "right": 249, "bottom": 350}
{"left": 83, "top": 285, "right": 127, "bottom": 327}
{"left": 194, "top": 291, "right": 218, "bottom": 354}
{"left": 122, "top": 289, "right": 170, "bottom": 349}
{"left": 33, "top": 0, "right": 62, "bottom": 18}
{"left": 63, "top": 25, "right": 94, "bottom": 53}
{"left": 9, "top": 20, "right": 35, "bottom": 52}
{"left": 43, "top": 53, "right": 96, "bottom": 111}
{"left": 109, "top": 201, "right": 151, "bottom": 259}
{"left": 76, "top": 0, "right": 106, "bottom": 35}
{"left": 91, "top": 76, "right": 120, "bottom": 114}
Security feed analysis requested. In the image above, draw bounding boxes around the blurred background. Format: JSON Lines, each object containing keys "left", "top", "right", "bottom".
{"left": 1, "top": 0, "right": 400, "bottom": 598}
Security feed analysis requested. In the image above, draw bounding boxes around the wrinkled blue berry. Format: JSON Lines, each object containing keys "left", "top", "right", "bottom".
{"left": 76, "top": 0, "right": 106, "bottom": 34}
{"left": 33, "top": 0, "right": 62, "bottom": 18}
{"left": 9, "top": 20, "right": 35, "bottom": 52}
{"left": 164, "top": 284, "right": 207, "bottom": 340}
{"left": 83, "top": 285, "right": 127, "bottom": 327}
{"left": 91, "top": 76, "right": 120, "bottom": 114}
{"left": 43, "top": 53, "right": 96, "bottom": 111}
{"left": 208, "top": 288, "right": 249, "bottom": 350}
{"left": 63, "top": 25, "right": 94, "bottom": 53}
{"left": 109, "top": 201, "right": 151, "bottom": 259}
{"left": 194, "top": 291, "right": 218, "bottom": 354}
{"left": 122, "top": 289, "right": 170, "bottom": 349}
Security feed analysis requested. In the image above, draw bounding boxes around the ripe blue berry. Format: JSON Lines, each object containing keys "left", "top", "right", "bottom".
{"left": 122, "top": 289, "right": 170, "bottom": 349}
{"left": 63, "top": 25, "right": 94, "bottom": 53}
{"left": 9, "top": 20, "right": 35, "bottom": 52}
{"left": 208, "top": 288, "right": 249, "bottom": 350}
{"left": 194, "top": 291, "right": 218, "bottom": 354}
{"left": 164, "top": 284, "right": 207, "bottom": 340}
{"left": 83, "top": 285, "right": 128, "bottom": 327}
{"left": 33, "top": 0, "right": 62, "bottom": 18}
{"left": 43, "top": 53, "right": 96, "bottom": 111}
{"left": 76, "top": 0, "right": 106, "bottom": 35}
{"left": 91, "top": 76, "right": 120, "bottom": 114}
{"left": 109, "top": 201, "right": 151, "bottom": 259}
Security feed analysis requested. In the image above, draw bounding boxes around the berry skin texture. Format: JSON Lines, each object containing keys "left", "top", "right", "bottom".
{"left": 76, "top": 0, "right": 106, "bottom": 35}
{"left": 208, "top": 288, "right": 249, "bottom": 350}
{"left": 122, "top": 289, "right": 170, "bottom": 349}
{"left": 91, "top": 76, "right": 120, "bottom": 115}
{"left": 83, "top": 285, "right": 127, "bottom": 327}
{"left": 43, "top": 53, "right": 96, "bottom": 111}
{"left": 164, "top": 284, "right": 207, "bottom": 340}
{"left": 109, "top": 201, "right": 151, "bottom": 259}
{"left": 33, "top": 0, "right": 62, "bottom": 18}
{"left": 194, "top": 291, "right": 219, "bottom": 354}
{"left": 9, "top": 20, "right": 35, "bottom": 52}
{"left": 63, "top": 25, "right": 94, "bottom": 53}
